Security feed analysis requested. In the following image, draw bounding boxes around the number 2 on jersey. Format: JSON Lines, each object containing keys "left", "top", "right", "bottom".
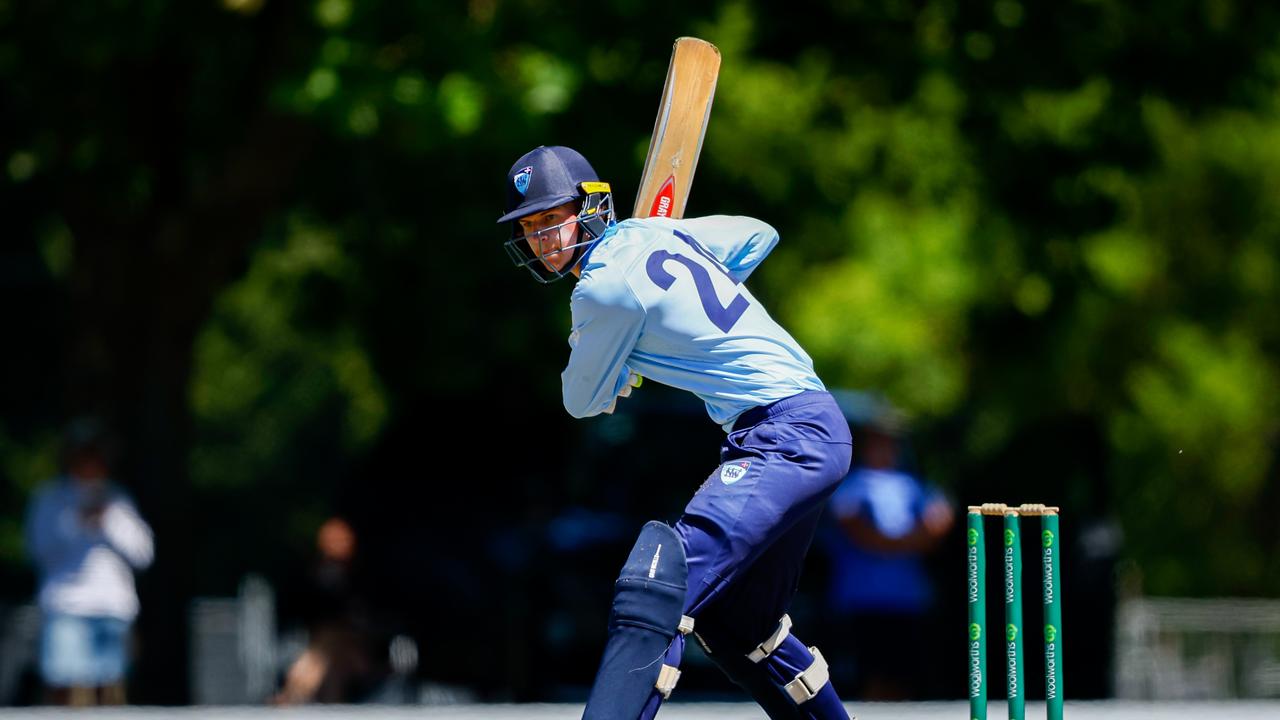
{"left": 645, "top": 232, "right": 749, "bottom": 332}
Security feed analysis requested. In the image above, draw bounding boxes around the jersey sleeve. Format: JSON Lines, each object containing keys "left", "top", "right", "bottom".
{"left": 561, "top": 272, "right": 645, "bottom": 419}
{"left": 25, "top": 487, "right": 64, "bottom": 567}
{"left": 102, "top": 495, "right": 155, "bottom": 570}
{"left": 676, "top": 215, "right": 780, "bottom": 283}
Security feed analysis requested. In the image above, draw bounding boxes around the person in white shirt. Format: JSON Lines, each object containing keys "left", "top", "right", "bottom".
{"left": 25, "top": 421, "right": 154, "bottom": 705}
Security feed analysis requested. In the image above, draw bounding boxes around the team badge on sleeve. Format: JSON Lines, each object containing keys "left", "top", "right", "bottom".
{"left": 514, "top": 166, "right": 533, "bottom": 195}
{"left": 720, "top": 460, "right": 751, "bottom": 485}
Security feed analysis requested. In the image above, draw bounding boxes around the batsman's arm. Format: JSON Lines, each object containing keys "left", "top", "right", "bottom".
{"left": 675, "top": 216, "right": 779, "bottom": 283}
{"left": 601, "top": 372, "right": 643, "bottom": 415}
{"left": 561, "top": 277, "right": 645, "bottom": 419}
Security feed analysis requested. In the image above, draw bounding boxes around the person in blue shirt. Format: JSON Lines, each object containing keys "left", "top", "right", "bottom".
{"left": 25, "top": 420, "right": 154, "bottom": 706}
{"left": 498, "top": 146, "right": 854, "bottom": 720}
{"left": 821, "top": 408, "right": 954, "bottom": 700}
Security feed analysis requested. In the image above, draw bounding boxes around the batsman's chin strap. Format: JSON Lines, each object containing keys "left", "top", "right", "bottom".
{"left": 654, "top": 615, "right": 696, "bottom": 699}
{"left": 746, "top": 614, "right": 832, "bottom": 704}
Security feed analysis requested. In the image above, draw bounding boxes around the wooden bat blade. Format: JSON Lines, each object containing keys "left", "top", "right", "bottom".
{"left": 633, "top": 37, "right": 721, "bottom": 220}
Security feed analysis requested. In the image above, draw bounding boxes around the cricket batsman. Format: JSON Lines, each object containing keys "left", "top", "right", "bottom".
{"left": 498, "top": 145, "right": 854, "bottom": 720}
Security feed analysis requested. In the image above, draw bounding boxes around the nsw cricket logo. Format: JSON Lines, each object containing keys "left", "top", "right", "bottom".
{"left": 720, "top": 460, "right": 750, "bottom": 485}
{"left": 514, "top": 165, "right": 533, "bottom": 195}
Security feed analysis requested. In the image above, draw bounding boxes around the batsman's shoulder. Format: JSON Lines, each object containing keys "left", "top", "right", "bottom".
{"left": 573, "top": 257, "right": 644, "bottom": 315}
{"left": 711, "top": 214, "right": 778, "bottom": 236}
{"left": 583, "top": 220, "right": 661, "bottom": 271}
{"left": 614, "top": 216, "right": 674, "bottom": 237}
{"left": 668, "top": 214, "right": 778, "bottom": 237}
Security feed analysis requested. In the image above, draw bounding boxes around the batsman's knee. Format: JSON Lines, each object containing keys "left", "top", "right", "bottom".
{"left": 582, "top": 521, "right": 696, "bottom": 720}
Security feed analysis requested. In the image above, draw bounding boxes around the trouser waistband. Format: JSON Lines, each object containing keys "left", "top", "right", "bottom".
{"left": 731, "top": 391, "right": 834, "bottom": 433}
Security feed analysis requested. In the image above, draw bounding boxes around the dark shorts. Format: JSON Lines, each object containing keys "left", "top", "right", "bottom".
{"left": 675, "top": 390, "right": 852, "bottom": 652}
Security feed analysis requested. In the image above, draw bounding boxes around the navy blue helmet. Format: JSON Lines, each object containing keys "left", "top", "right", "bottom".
{"left": 498, "top": 146, "right": 615, "bottom": 283}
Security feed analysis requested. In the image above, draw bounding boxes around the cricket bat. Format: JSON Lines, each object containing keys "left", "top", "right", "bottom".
{"left": 633, "top": 37, "right": 721, "bottom": 220}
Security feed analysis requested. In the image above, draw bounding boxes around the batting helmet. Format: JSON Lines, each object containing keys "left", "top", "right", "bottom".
{"left": 498, "top": 146, "right": 615, "bottom": 283}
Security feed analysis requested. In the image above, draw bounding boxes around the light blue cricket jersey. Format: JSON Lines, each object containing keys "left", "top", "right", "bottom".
{"left": 562, "top": 215, "right": 825, "bottom": 430}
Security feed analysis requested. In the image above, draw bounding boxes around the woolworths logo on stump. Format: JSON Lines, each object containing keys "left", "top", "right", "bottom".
{"left": 1043, "top": 529, "right": 1055, "bottom": 547}
{"left": 1007, "top": 624, "right": 1018, "bottom": 642}
{"left": 1044, "top": 624, "right": 1060, "bottom": 700}
{"left": 968, "top": 528, "right": 979, "bottom": 545}
{"left": 970, "top": 623, "right": 981, "bottom": 641}
{"left": 1004, "top": 529, "right": 1015, "bottom": 546}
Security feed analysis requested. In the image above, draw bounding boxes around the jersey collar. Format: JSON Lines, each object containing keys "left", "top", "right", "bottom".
{"left": 577, "top": 220, "right": 619, "bottom": 270}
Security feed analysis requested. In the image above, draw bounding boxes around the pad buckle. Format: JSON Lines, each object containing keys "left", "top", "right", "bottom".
{"left": 655, "top": 664, "right": 681, "bottom": 699}
{"left": 747, "top": 614, "right": 793, "bottom": 663}
{"left": 783, "top": 646, "right": 831, "bottom": 704}
{"left": 653, "top": 616, "right": 694, "bottom": 699}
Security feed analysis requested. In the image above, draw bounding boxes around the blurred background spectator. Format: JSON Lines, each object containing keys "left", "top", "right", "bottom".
{"left": 821, "top": 396, "right": 954, "bottom": 700}
{"left": 273, "top": 517, "right": 380, "bottom": 704}
{"left": 23, "top": 419, "right": 154, "bottom": 706}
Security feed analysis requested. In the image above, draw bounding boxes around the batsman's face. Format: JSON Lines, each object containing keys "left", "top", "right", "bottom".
{"left": 519, "top": 202, "right": 581, "bottom": 275}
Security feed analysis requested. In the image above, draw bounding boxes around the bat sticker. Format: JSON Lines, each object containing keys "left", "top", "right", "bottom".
{"left": 649, "top": 176, "right": 676, "bottom": 217}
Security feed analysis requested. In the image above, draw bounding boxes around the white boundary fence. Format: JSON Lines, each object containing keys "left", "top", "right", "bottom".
{"left": 1115, "top": 597, "right": 1280, "bottom": 699}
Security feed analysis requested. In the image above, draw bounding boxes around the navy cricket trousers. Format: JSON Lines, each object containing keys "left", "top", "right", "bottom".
{"left": 676, "top": 390, "right": 852, "bottom": 658}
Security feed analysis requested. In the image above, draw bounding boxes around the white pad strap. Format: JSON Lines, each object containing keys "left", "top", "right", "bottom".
{"left": 655, "top": 664, "right": 681, "bottom": 699}
{"left": 783, "top": 647, "right": 831, "bottom": 704}
{"left": 653, "top": 616, "right": 695, "bottom": 699}
{"left": 747, "top": 614, "right": 793, "bottom": 663}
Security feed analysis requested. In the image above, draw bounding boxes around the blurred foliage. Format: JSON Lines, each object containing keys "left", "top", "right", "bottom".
{"left": 186, "top": 215, "right": 387, "bottom": 567}
{"left": 2, "top": 0, "right": 1278, "bottom": 621}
